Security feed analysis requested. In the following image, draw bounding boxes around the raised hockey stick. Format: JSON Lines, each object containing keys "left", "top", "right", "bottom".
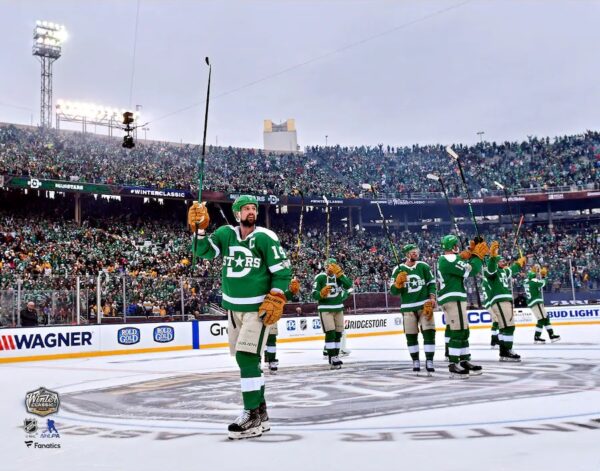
{"left": 361, "top": 183, "right": 400, "bottom": 265}
{"left": 446, "top": 146, "right": 482, "bottom": 242}
{"left": 323, "top": 194, "right": 330, "bottom": 259}
{"left": 293, "top": 188, "right": 305, "bottom": 261}
{"left": 494, "top": 181, "right": 524, "bottom": 258}
{"left": 192, "top": 57, "right": 212, "bottom": 269}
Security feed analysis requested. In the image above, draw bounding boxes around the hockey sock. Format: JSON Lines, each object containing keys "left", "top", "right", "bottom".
{"left": 460, "top": 328, "right": 471, "bottom": 361}
{"left": 325, "top": 330, "right": 337, "bottom": 357}
{"left": 444, "top": 325, "right": 450, "bottom": 356}
{"left": 265, "top": 334, "right": 277, "bottom": 362}
{"left": 406, "top": 333, "right": 419, "bottom": 360}
{"left": 544, "top": 317, "right": 554, "bottom": 336}
{"left": 500, "top": 326, "right": 515, "bottom": 350}
{"left": 422, "top": 329, "right": 435, "bottom": 360}
{"left": 448, "top": 329, "right": 463, "bottom": 364}
{"left": 491, "top": 321, "right": 499, "bottom": 342}
{"left": 236, "top": 351, "right": 263, "bottom": 410}
{"left": 334, "top": 331, "right": 342, "bottom": 356}
{"left": 535, "top": 320, "right": 544, "bottom": 338}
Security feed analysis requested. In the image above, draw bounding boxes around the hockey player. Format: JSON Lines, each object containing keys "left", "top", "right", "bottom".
{"left": 264, "top": 277, "right": 301, "bottom": 373}
{"left": 525, "top": 267, "right": 560, "bottom": 343}
{"left": 437, "top": 235, "right": 489, "bottom": 378}
{"left": 188, "top": 195, "right": 291, "bottom": 440}
{"left": 312, "top": 257, "right": 353, "bottom": 369}
{"left": 484, "top": 241, "right": 527, "bottom": 362}
{"left": 390, "top": 244, "right": 437, "bottom": 375}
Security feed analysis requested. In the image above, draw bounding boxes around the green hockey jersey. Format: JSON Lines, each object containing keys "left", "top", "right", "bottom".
{"left": 192, "top": 225, "right": 292, "bottom": 311}
{"left": 524, "top": 277, "right": 546, "bottom": 307}
{"left": 312, "top": 272, "right": 353, "bottom": 312}
{"left": 481, "top": 277, "right": 492, "bottom": 309}
{"left": 437, "top": 254, "right": 482, "bottom": 304}
{"left": 390, "top": 261, "right": 436, "bottom": 312}
{"left": 484, "top": 257, "right": 521, "bottom": 306}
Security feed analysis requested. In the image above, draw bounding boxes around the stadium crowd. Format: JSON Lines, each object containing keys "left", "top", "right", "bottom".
{"left": 1, "top": 209, "right": 598, "bottom": 326}
{"left": 1, "top": 124, "right": 599, "bottom": 198}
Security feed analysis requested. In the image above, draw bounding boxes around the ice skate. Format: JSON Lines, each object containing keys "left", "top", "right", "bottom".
{"left": 460, "top": 360, "right": 483, "bottom": 376}
{"left": 534, "top": 336, "right": 546, "bottom": 344}
{"left": 258, "top": 402, "right": 270, "bottom": 433}
{"left": 425, "top": 359, "right": 435, "bottom": 376}
{"left": 499, "top": 349, "right": 521, "bottom": 362}
{"left": 228, "top": 408, "right": 262, "bottom": 440}
{"left": 330, "top": 355, "right": 343, "bottom": 370}
{"left": 448, "top": 362, "right": 469, "bottom": 379}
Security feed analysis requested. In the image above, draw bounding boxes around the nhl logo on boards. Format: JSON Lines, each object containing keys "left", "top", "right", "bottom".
{"left": 299, "top": 319, "right": 307, "bottom": 331}
{"left": 25, "top": 387, "right": 60, "bottom": 417}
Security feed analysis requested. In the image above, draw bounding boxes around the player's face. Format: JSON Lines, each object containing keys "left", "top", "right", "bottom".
{"left": 499, "top": 259, "right": 507, "bottom": 268}
{"left": 407, "top": 249, "right": 419, "bottom": 261}
{"left": 240, "top": 204, "right": 257, "bottom": 227}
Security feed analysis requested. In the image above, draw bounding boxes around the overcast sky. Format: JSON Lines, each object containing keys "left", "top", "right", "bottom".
{"left": 1, "top": 0, "right": 599, "bottom": 149}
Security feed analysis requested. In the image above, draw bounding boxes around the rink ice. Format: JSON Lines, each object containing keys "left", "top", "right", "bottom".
{"left": 2, "top": 323, "right": 600, "bottom": 471}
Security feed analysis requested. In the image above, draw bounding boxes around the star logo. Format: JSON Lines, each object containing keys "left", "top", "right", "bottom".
{"left": 234, "top": 256, "right": 244, "bottom": 268}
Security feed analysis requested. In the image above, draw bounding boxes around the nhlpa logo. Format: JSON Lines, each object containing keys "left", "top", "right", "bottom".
{"left": 118, "top": 327, "right": 140, "bottom": 345}
{"left": 153, "top": 326, "right": 174, "bottom": 343}
{"left": 394, "top": 317, "right": 403, "bottom": 326}
{"left": 299, "top": 319, "right": 307, "bottom": 331}
{"left": 312, "top": 319, "right": 321, "bottom": 330}
{"left": 286, "top": 320, "right": 296, "bottom": 331}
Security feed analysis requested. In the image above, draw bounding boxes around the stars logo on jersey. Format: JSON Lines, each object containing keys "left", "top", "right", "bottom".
{"left": 224, "top": 246, "right": 262, "bottom": 278}
{"left": 405, "top": 274, "right": 425, "bottom": 294}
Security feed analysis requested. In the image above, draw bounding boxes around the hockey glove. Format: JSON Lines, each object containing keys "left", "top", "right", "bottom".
{"left": 320, "top": 285, "right": 332, "bottom": 299}
{"left": 289, "top": 277, "right": 301, "bottom": 296}
{"left": 459, "top": 250, "right": 472, "bottom": 260}
{"left": 259, "top": 290, "right": 287, "bottom": 326}
{"left": 422, "top": 300, "right": 434, "bottom": 320}
{"left": 188, "top": 202, "right": 210, "bottom": 232}
{"left": 394, "top": 271, "right": 408, "bottom": 289}
{"left": 327, "top": 263, "right": 344, "bottom": 278}
{"left": 489, "top": 240, "right": 500, "bottom": 258}
{"left": 540, "top": 267, "right": 548, "bottom": 278}
{"left": 472, "top": 241, "right": 490, "bottom": 260}
{"left": 516, "top": 256, "right": 527, "bottom": 268}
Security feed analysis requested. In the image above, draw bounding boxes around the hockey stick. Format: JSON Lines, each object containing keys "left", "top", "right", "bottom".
{"left": 513, "top": 214, "right": 524, "bottom": 256}
{"left": 361, "top": 183, "right": 400, "bottom": 265}
{"left": 446, "top": 146, "right": 482, "bottom": 241}
{"left": 323, "top": 194, "right": 330, "bottom": 259}
{"left": 494, "top": 181, "right": 524, "bottom": 258}
{"left": 192, "top": 57, "right": 212, "bottom": 269}
{"left": 427, "top": 173, "right": 482, "bottom": 307}
{"left": 293, "top": 188, "right": 305, "bottom": 261}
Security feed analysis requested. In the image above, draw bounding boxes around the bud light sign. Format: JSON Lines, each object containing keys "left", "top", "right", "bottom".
{"left": 153, "top": 326, "right": 175, "bottom": 343}
{"left": 118, "top": 327, "right": 140, "bottom": 345}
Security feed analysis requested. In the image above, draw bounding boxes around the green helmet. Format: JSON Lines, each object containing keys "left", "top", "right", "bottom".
{"left": 326, "top": 257, "right": 337, "bottom": 265}
{"left": 232, "top": 195, "right": 259, "bottom": 214}
{"left": 402, "top": 244, "right": 418, "bottom": 256}
{"left": 441, "top": 234, "right": 459, "bottom": 251}
{"left": 528, "top": 271, "right": 537, "bottom": 280}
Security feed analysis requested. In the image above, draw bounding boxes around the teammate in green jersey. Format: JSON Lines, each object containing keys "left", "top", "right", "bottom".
{"left": 525, "top": 266, "right": 560, "bottom": 343}
{"left": 264, "top": 277, "right": 301, "bottom": 373}
{"left": 390, "top": 244, "right": 437, "bottom": 375}
{"left": 484, "top": 241, "right": 527, "bottom": 362}
{"left": 189, "top": 195, "right": 292, "bottom": 440}
{"left": 312, "top": 257, "right": 353, "bottom": 369}
{"left": 437, "top": 234, "right": 489, "bottom": 378}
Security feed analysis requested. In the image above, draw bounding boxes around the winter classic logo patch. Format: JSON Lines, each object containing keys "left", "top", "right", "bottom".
{"left": 25, "top": 387, "right": 60, "bottom": 417}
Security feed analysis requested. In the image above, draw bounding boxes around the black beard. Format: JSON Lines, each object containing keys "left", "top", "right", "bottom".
{"left": 240, "top": 218, "right": 255, "bottom": 228}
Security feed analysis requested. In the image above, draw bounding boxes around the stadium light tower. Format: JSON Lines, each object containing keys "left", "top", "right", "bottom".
{"left": 32, "top": 21, "right": 68, "bottom": 128}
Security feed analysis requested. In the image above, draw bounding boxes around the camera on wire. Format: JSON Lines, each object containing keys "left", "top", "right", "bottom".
{"left": 122, "top": 111, "right": 135, "bottom": 149}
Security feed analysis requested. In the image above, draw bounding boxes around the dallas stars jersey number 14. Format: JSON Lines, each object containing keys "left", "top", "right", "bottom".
{"left": 192, "top": 225, "right": 292, "bottom": 312}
